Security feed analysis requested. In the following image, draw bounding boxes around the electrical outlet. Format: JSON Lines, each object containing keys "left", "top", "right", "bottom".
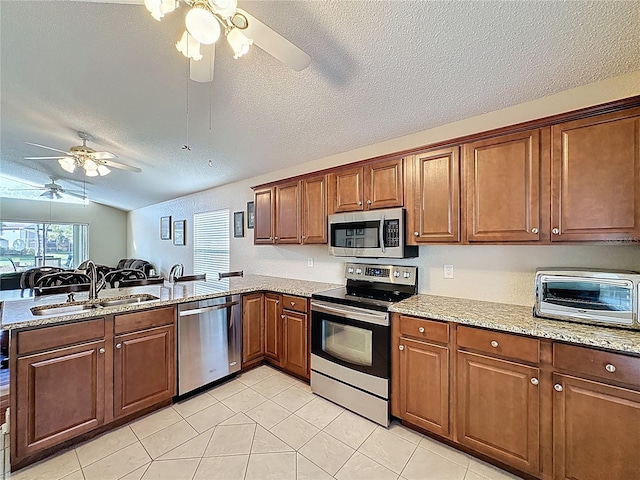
{"left": 307, "top": 258, "right": 314, "bottom": 267}
{"left": 443, "top": 264, "right": 454, "bottom": 279}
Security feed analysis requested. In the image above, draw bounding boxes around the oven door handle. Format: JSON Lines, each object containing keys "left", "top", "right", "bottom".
{"left": 379, "top": 214, "right": 386, "bottom": 253}
{"left": 311, "top": 301, "right": 389, "bottom": 326}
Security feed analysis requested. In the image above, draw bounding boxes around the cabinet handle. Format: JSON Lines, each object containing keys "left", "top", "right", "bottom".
{"left": 115, "top": 343, "right": 122, "bottom": 349}
{"left": 274, "top": 237, "right": 279, "bottom": 240}
{"left": 357, "top": 201, "right": 363, "bottom": 206}
{"left": 418, "top": 327, "right": 425, "bottom": 333}
{"left": 605, "top": 363, "right": 616, "bottom": 373}
{"left": 281, "top": 314, "right": 286, "bottom": 319}
{"left": 291, "top": 301, "right": 295, "bottom": 306}
{"left": 414, "top": 232, "right": 419, "bottom": 237}
{"left": 554, "top": 384, "right": 563, "bottom": 392}
{"left": 275, "top": 300, "right": 279, "bottom": 304}
{"left": 367, "top": 200, "right": 372, "bottom": 205}
{"left": 302, "top": 236, "right": 306, "bottom": 240}
{"left": 552, "top": 228, "right": 560, "bottom": 234}
{"left": 398, "top": 345, "right": 404, "bottom": 351}
{"left": 530, "top": 378, "right": 539, "bottom": 385}
{"left": 531, "top": 228, "right": 539, "bottom": 234}
{"left": 490, "top": 340, "right": 499, "bottom": 348}
{"left": 99, "top": 348, "right": 106, "bottom": 354}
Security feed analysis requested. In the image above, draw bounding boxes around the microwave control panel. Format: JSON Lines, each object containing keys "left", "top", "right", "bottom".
{"left": 384, "top": 219, "right": 400, "bottom": 247}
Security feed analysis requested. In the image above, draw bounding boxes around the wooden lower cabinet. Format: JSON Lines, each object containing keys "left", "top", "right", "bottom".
{"left": 456, "top": 350, "right": 540, "bottom": 474}
{"left": 553, "top": 374, "right": 640, "bottom": 480}
{"left": 281, "top": 310, "right": 308, "bottom": 378}
{"left": 114, "top": 325, "right": 174, "bottom": 418}
{"left": 398, "top": 337, "right": 449, "bottom": 437}
{"left": 15, "top": 340, "right": 105, "bottom": 459}
{"left": 242, "top": 293, "right": 264, "bottom": 364}
{"left": 264, "top": 293, "right": 281, "bottom": 361}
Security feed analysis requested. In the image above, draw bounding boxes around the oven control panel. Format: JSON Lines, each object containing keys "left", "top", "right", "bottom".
{"left": 345, "top": 263, "right": 418, "bottom": 286}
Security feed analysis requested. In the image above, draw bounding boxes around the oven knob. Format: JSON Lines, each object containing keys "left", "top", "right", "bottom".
{"left": 348, "top": 267, "right": 354, "bottom": 274}
{"left": 393, "top": 271, "right": 400, "bottom": 278}
{"left": 403, "top": 272, "right": 410, "bottom": 278}
{"left": 355, "top": 268, "right": 362, "bottom": 274}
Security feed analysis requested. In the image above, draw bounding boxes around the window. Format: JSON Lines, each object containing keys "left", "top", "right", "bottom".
{"left": 0, "top": 222, "right": 89, "bottom": 273}
{"left": 193, "top": 209, "right": 230, "bottom": 293}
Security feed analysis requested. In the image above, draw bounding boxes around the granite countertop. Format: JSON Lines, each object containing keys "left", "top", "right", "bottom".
{"left": 0, "top": 274, "right": 341, "bottom": 331}
{"left": 390, "top": 294, "right": 640, "bottom": 355}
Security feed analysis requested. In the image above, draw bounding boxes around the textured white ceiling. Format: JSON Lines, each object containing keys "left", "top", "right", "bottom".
{"left": 1, "top": 0, "right": 639, "bottom": 211}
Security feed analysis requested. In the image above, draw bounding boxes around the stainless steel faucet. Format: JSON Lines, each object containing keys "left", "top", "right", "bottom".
{"left": 85, "top": 260, "right": 105, "bottom": 300}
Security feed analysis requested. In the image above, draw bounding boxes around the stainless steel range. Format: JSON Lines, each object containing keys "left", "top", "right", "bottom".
{"left": 311, "top": 262, "right": 418, "bottom": 426}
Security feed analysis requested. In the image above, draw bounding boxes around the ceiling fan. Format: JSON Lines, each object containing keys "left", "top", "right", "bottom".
{"left": 83, "top": 0, "right": 311, "bottom": 83}
{"left": 24, "top": 131, "right": 142, "bottom": 177}
{"left": 10, "top": 176, "right": 87, "bottom": 201}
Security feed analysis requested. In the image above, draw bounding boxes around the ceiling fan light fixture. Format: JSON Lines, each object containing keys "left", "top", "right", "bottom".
{"left": 58, "top": 157, "right": 76, "bottom": 173}
{"left": 97, "top": 165, "right": 111, "bottom": 176}
{"left": 145, "top": 0, "right": 177, "bottom": 21}
{"left": 226, "top": 27, "right": 252, "bottom": 59}
{"left": 85, "top": 169, "right": 99, "bottom": 178}
{"left": 176, "top": 31, "right": 203, "bottom": 61}
{"left": 209, "top": 0, "right": 237, "bottom": 19}
{"left": 83, "top": 158, "right": 98, "bottom": 172}
{"left": 185, "top": 4, "right": 221, "bottom": 45}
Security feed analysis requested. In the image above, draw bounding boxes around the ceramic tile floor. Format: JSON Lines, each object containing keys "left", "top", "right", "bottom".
{"left": 2, "top": 365, "right": 523, "bottom": 480}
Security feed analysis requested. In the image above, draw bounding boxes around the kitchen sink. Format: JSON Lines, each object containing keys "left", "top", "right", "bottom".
{"left": 30, "top": 294, "right": 160, "bottom": 316}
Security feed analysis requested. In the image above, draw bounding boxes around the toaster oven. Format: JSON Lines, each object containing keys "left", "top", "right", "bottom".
{"left": 534, "top": 268, "right": 640, "bottom": 329}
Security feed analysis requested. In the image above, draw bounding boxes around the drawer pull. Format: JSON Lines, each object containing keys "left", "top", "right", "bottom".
{"left": 490, "top": 340, "right": 499, "bottom": 348}
{"left": 530, "top": 378, "right": 539, "bottom": 386}
{"left": 605, "top": 363, "right": 616, "bottom": 373}
{"left": 399, "top": 345, "right": 405, "bottom": 351}
{"left": 116, "top": 343, "right": 122, "bottom": 349}
{"left": 291, "top": 302, "right": 296, "bottom": 306}
{"left": 554, "top": 384, "right": 563, "bottom": 392}
{"left": 99, "top": 348, "right": 105, "bottom": 354}
{"left": 418, "top": 327, "right": 425, "bottom": 333}
{"left": 531, "top": 227, "right": 539, "bottom": 234}
{"left": 414, "top": 232, "right": 419, "bottom": 236}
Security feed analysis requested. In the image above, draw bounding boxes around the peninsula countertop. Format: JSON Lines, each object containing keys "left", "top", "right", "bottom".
{"left": 390, "top": 294, "right": 640, "bottom": 355}
{"left": 1, "top": 274, "right": 341, "bottom": 331}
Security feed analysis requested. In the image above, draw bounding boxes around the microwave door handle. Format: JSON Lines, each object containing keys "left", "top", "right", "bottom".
{"left": 379, "top": 215, "right": 386, "bottom": 253}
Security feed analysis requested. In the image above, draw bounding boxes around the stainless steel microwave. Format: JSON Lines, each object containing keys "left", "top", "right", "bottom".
{"left": 328, "top": 207, "right": 418, "bottom": 258}
{"left": 534, "top": 268, "right": 640, "bottom": 329}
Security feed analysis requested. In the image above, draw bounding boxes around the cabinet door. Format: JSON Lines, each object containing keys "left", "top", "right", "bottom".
{"left": 242, "top": 293, "right": 264, "bottom": 364}
{"left": 264, "top": 293, "right": 281, "bottom": 361}
{"left": 553, "top": 374, "right": 640, "bottom": 480}
{"left": 366, "top": 158, "right": 404, "bottom": 210}
{"left": 457, "top": 350, "right": 540, "bottom": 474}
{"left": 330, "top": 166, "right": 364, "bottom": 212}
{"left": 301, "top": 175, "right": 328, "bottom": 244}
{"left": 464, "top": 130, "right": 541, "bottom": 242}
{"left": 551, "top": 109, "right": 640, "bottom": 242}
{"left": 254, "top": 188, "right": 274, "bottom": 244}
{"left": 114, "top": 325, "right": 174, "bottom": 418}
{"left": 282, "top": 310, "right": 308, "bottom": 379}
{"left": 398, "top": 337, "right": 450, "bottom": 437}
{"left": 15, "top": 341, "right": 105, "bottom": 458}
{"left": 409, "top": 148, "right": 460, "bottom": 243}
{"left": 274, "top": 181, "right": 301, "bottom": 243}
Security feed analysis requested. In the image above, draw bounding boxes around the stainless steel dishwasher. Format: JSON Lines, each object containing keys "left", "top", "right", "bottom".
{"left": 177, "top": 295, "right": 242, "bottom": 396}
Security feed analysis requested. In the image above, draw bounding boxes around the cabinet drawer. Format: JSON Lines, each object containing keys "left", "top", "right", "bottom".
{"left": 17, "top": 318, "right": 105, "bottom": 356}
{"left": 554, "top": 343, "right": 640, "bottom": 388}
{"left": 399, "top": 315, "right": 449, "bottom": 344}
{"left": 281, "top": 294, "right": 307, "bottom": 313}
{"left": 457, "top": 326, "right": 539, "bottom": 364}
{"left": 114, "top": 306, "right": 175, "bottom": 335}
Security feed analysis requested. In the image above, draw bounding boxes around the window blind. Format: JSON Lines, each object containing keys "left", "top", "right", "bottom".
{"left": 193, "top": 209, "right": 230, "bottom": 293}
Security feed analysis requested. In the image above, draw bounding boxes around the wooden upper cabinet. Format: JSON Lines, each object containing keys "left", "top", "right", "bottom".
{"left": 464, "top": 130, "right": 542, "bottom": 242}
{"left": 274, "top": 181, "right": 301, "bottom": 244}
{"left": 330, "top": 158, "right": 404, "bottom": 213}
{"left": 551, "top": 108, "right": 640, "bottom": 242}
{"left": 406, "top": 147, "right": 460, "bottom": 244}
{"left": 301, "top": 175, "right": 327, "bottom": 244}
{"left": 254, "top": 187, "right": 274, "bottom": 244}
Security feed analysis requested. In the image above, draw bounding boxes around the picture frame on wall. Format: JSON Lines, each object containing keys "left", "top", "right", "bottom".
{"left": 173, "top": 220, "right": 186, "bottom": 246}
{"left": 234, "top": 211, "right": 244, "bottom": 238}
{"left": 246, "top": 201, "right": 255, "bottom": 229}
{"left": 160, "top": 216, "right": 171, "bottom": 240}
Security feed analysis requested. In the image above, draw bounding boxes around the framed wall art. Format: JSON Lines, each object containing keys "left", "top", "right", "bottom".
{"left": 160, "top": 216, "right": 171, "bottom": 240}
{"left": 246, "top": 201, "right": 255, "bottom": 229}
{"left": 173, "top": 220, "right": 186, "bottom": 246}
{"left": 234, "top": 211, "right": 244, "bottom": 238}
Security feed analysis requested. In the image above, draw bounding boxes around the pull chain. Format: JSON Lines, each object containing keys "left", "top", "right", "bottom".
{"left": 182, "top": 57, "right": 191, "bottom": 151}
{"left": 208, "top": 78, "right": 213, "bottom": 167}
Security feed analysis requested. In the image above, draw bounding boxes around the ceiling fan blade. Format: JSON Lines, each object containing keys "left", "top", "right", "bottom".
{"left": 190, "top": 43, "right": 215, "bottom": 83}
{"left": 24, "top": 142, "right": 71, "bottom": 155}
{"left": 23, "top": 156, "right": 66, "bottom": 160}
{"left": 236, "top": 8, "right": 311, "bottom": 71}
{"left": 92, "top": 151, "right": 118, "bottom": 160}
{"left": 102, "top": 159, "right": 142, "bottom": 173}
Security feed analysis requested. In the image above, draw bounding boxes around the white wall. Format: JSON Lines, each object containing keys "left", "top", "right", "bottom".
{"left": 0, "top": 198, "right": 128, "bottom": 266}
{"left": 129, "top": 70, "right": 640, "bottom": 306}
